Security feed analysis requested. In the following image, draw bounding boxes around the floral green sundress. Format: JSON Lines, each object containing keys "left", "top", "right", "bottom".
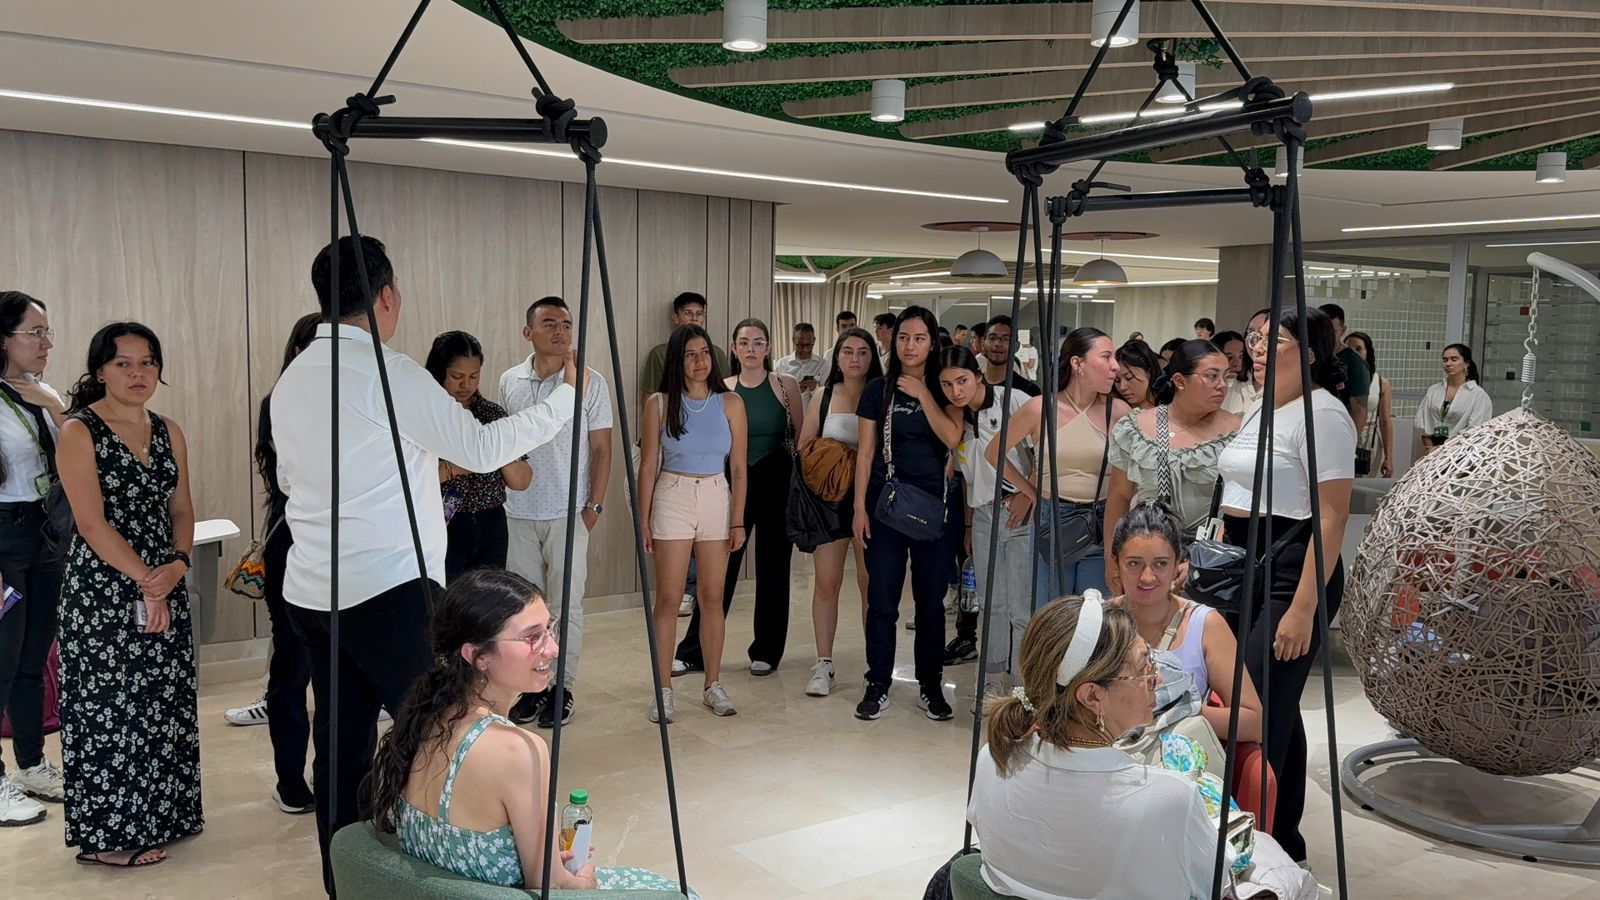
{"left": 398, "top": 714, "right": 697, "bottom": 896}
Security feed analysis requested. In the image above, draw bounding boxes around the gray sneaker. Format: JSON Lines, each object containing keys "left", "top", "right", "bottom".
{"left": 648, "top": 688, "right": 676, "bottom": 724}
{"left": 0, "top": 776, "right": 46, "bottom": 826}
{"left": 677, "top": 594, "right": 695, "bottom": 617}
{"left": 702, "top": 681, "right": 737, "bottom": 717}
{"left": 649, "top": 685, "right": 675, "bottom": 720}
{"left": 805, "top": 659, "right": 835, "bottom": 697}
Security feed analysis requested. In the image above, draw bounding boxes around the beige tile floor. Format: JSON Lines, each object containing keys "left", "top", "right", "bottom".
{"left": 7, "top": 563, "right": 1600, "bottom": 899}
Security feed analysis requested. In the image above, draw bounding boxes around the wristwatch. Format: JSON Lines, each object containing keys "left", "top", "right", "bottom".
{"left": 583, "top": 502, "right": 604, "bottom": 515}
{"left": 170, "top": 549, "right": 192, "bottom": 569}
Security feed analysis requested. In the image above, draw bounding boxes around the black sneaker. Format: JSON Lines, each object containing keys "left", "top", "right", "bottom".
{"left": 855, "top": 682, "right": 891, "bottom": 720}
{"left": 538, "top": 690, "right": 575, "bottom": 728}
{"left": 919, "top": 683, "right": 954, "bottom": 721}
{"left": 943, "top": 636, "right": 978, "bottom": 666}
{"left": 509, "top": 690, "right": 548, "bottom": 725}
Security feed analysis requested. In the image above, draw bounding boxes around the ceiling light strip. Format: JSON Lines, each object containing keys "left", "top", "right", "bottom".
{"left": 1010, "top": 82, "right": 1453, "bottom": 133}
{"left": 0, "top": 88, "right": 1008, "bottom": 205}
{"left": 1343, "top": 213, "right": 1600, "bottom": 234}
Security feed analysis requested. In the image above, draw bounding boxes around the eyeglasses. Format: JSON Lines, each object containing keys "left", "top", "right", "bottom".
{"left": 487, "top": 617, "right": 561, "bottom": 651}
{"left": 1103, "top": 654, "right": 1158, "bottom": 688}
{"left": 1186, "top": 370, "right": 1229, "bottom": 386}
{"left": 735, "top": 339, "right": 769, "bottom": 350}
{"left": 1244, "top": 331, "right": 1295, "bottom": 352}
{"left": 7, "top": 326, "right": 52, "bottom": 341}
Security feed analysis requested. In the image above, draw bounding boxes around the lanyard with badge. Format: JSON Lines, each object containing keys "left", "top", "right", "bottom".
{"left": 1, "top": 387, "right": 52, "bottom": 499}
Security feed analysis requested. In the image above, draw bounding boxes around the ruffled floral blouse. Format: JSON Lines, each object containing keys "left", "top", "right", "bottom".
{"left": 1108, "top": 410, "right": 1236, "bottom": 531}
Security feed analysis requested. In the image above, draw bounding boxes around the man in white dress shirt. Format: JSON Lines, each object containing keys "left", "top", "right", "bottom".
{"left": 775, "top": 322, "right": 826, "bottom": 396}
{"left": 272, "top": 236, "right": 578, "bottom": 894}
{"left": 499, "top": 296, "right": 612, "bottom": 729}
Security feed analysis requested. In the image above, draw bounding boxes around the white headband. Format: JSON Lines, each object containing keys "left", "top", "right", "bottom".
{"left": 1056, "top": 590, "right": 1105, "bottom": 687}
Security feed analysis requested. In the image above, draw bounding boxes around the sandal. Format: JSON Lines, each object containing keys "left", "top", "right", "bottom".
{"left": 75, "top": 846, "right": 167, "bottom": 868}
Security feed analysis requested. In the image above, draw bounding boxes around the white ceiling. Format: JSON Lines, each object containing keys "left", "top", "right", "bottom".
{"left": 3, "top": 0, "right": 1599, "bottom": 286}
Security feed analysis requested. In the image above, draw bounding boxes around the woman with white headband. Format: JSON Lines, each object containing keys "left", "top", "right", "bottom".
{"left": 964, "top": 592, "right": 1315, "bottom": 900}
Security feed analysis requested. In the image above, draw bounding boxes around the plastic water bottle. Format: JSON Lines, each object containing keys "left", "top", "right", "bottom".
{"left": 959, "top": 557, "right": 978, "bottom": 613}
{"left": 559, "top": 789, "right": 593, "bottom": 874}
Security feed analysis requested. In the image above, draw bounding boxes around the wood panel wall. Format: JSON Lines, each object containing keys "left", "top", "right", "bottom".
{"left": 0, "top": 128, "right": 775, "bottom": 642}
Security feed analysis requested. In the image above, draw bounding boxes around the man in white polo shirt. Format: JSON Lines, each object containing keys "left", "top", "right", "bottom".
{"left": 272, "top": 236, "right": 578, "bottom": 894}
{"left": 499, "top": 296, "right": 613, "bottom": 729}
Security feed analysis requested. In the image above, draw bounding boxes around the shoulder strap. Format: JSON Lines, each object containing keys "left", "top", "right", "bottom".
{"left": 1091, "top": 398, "right": 1112, "bottom": 504}
{"left": 1155, "top": 405, "right": 1174, "bottom": 506}
{"left": 0, "top": 383, "right": 57, "bottom": 476}
{"left": 439, "top": 715, "right": 505, "bottom": 823}
{"left": 1156, "top": 599, "right": 1191, "bottom": 652}
{"left": 879, "top": 380, "right": 895, "bottom": 478}
{"left": 771, "top": 372, "right": 796, "bottom": 458}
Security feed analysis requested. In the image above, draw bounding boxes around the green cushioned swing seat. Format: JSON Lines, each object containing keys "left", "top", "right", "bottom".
{"left": 949, "top": 851, "right": 1007, "bottom": 900}
{"left": 331, "top": 822, "right": 685, "bottom": 900}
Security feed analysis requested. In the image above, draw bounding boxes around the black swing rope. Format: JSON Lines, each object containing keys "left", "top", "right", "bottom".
{"left": 953, "top": 2, "right": 1352, "bottom": 898}
{"left": 312, "top": 1, "right": 691, "bottom": 897}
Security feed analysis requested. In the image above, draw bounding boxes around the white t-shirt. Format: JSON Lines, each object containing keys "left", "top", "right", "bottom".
{"left": 953, "top": 386, "right": 1033, "bottom": 509}
{"left": 968, "top": 740, "right": 1217, "bottom": 900}
{"left": 1217, "top": 388, "right": 1357, "bottom": 521}
{"left": 1014, "top": 344, "right": 1039, "bottom": 382}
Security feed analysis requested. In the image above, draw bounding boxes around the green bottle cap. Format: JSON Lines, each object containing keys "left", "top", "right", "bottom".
{"left": 569, "top": 789, "right": 589, "bottom": 806}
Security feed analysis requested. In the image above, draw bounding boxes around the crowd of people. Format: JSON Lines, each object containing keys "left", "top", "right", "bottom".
{"left": 0, "top": 256, "right": 1498, "bottom": 897}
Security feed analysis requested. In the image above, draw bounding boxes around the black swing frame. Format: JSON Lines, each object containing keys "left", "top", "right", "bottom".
{"left": 960, "top": 2, "right": 1351, "bottom": 899}
{"left": 308, "top": 1, "right": 689, "bottom": 897}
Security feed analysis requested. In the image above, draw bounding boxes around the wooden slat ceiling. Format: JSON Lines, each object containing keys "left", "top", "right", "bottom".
{"left": 552, "top": 0, "right": 1600, "bottom": 169}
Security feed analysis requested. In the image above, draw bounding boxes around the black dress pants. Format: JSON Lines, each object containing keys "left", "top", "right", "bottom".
{"left": 0, "top": 501, "right": 61, "bottom": 776}
{"left": 862, "top": 480, "right": 949, "bottom": 686}
{"left": 288, "top": 578, "right": 435, "bottom": 896}
{"left": 1224, "top": 514, "right": 1344, "bottom": 863}
{"left": 676, "top": 451, "right": 794, "bottom": 669}
{"left": 261, "top": 521, "right": 311, "bottom": 799}
{"left": 444, "top": 506, "right": 509, "bottom": 584}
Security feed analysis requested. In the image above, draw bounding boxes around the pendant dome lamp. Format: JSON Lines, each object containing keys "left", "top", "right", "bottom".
{"left": 1071, "top": 238, "right": 1129, "bottom": 286}
{"left": 950, "top": 226, "right": 1009, "bottom": 277}
{"left": 722, "top": 0, "right": 767, "bottom": 53}
{"left": 1091, "top": 0, "right": 1140, "bottom": 49}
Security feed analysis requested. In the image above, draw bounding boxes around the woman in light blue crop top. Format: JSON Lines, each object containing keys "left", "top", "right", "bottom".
{"left": 1107, "top": 501, "right": 1262, "bottom": 745}
{"left": 638, "top": 324, "right": 748, "bottom": 724}
{"left": 365, "top": 569, "right": 696, "bottom": 896}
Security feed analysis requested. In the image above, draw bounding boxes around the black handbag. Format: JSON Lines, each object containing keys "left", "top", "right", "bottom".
{"left": 872, "top": 383, "right": 947, "bottom": 542}
{"left": 0, "top": 384, "right": 74, "bottom": 568}
{"left": 1035, "top": 400, "right": 1111, "bottom": 566}
{"left": 779, "top": 378, "right": 842, "bottom": 552}
{"left": 1183, "top": 478, "right": 1309, "bottom": 615}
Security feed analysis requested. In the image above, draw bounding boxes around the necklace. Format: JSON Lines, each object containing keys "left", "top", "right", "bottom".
{"left": 682, "top": 393, "right": 712, "bottom": 413}
{"left": 1065, "top": 735, "right": 1113, "bottom": 749}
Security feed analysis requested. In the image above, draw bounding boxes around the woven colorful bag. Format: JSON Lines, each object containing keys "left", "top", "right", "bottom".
{"left": 224, "top": 520, "right": 281, "bottom": 601}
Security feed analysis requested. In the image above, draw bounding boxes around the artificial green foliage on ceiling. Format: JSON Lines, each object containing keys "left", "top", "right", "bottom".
{"left": 454, "top": 0, "right": 1578, "bottom": 171}
{"left": 455, "top": 0, "right": 1216, "bottom": 156}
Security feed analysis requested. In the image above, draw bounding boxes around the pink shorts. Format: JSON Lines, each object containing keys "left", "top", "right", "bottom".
{"left": 650, "top": 471, "right": 731, "bottom": 542}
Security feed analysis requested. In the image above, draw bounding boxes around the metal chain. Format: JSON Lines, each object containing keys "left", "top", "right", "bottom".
{"left": 1522, "top": 268, "right": 1540, "bottom": 409}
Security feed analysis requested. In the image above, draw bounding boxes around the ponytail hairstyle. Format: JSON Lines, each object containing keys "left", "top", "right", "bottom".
{"left": 1444, "top": 343, "right": 1481, "bottom": 383}
{"left": 1154, "top": 339, "right": 1223, "bottom": 406}
{"left": 1056, "top": 326, "right": 1112, "bottom": 393}
{"left": 1110, "top": 500, "right": 1187, "bottom": 565}
{"left": 660, "top": 324, "right": 728, "bottom": 440}
{"left": 729, "top": 317, "right": 774, "bottom": 376}
{"left": 1271, "top": 305, "right": 1343, "bottom": 396}
{"left": 983, "top": 595, "right": 1139, "bottom": 776}
{"left": 67, "top": 321, "right": 166, "bottom": 414}
{"left": 256, "top": 312, "right": 321, "bottom": 491}
{"left": 363, "top": 570, "right": 547, "bottom": 833}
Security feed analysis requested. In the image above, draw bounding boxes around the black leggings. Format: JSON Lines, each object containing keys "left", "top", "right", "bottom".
{"left": 1224, "top": 514, "right": 1344, "bottom": 863}
{"left": 0, "top": 502, "right": 60, "bottom": 776}
{"left": 261, "top": 520, "right": 311, "bottom": 798}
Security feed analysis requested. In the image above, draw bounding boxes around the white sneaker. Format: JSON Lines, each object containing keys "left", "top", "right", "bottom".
{"left": 0, "top": 776, "right": 47, "bottom": 826}
{"left": 677, "top": 594, "right": 695, "bottom": 617}
{"left": 749, "top": 661, "right": 774, "bottom": 676}
{"left": 12, "top": 761, "right": 64, "bottom": 802}
{"left": 224, "top": 696, "right": 269, "bottom": 726}
{"left": 703, "top": 681, "right": 737, "bottom": 717}
{"left": 648, "top": 688, "right": 676, "bottom": 724}
{"left": 806, "top": 659, "right": 835, "bottom": 697}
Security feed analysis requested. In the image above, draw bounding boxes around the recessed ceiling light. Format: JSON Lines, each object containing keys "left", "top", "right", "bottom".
{"left": 866, "top": 292, "right": 884, "bottom": 299}
{"left": 0, "top": 88, "right": 1009, "bottom": 205}
{"left": 774, "top": 272, "right": 827, "bottom": 283}
{"left": 889, "top": 271, "right": 953, "bottom": 280}
{"left": 1343, "top": 213, "right": 1600, "bottom": 233}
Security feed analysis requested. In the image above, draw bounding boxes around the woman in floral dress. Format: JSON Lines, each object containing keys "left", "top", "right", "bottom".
{"left": 56, "top": 322, "right": 200, "bottom": 868}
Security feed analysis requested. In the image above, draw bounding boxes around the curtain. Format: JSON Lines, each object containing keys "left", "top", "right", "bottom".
{"left": 773, "top": 281, "right": 874, "bottom": 356}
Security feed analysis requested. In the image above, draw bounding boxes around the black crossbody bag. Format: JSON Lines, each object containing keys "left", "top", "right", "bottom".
{"left": 872, "top": 384, "right": 947, "bottom": 542}
{"left": 1183, "top": 477, "right": 1309, "bottom": 615}
{"left": 1035, "top": 400, "right": 1111, "bottom": 566}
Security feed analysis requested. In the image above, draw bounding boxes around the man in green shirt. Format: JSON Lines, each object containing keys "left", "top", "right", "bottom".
{"left": 639, "top": 291, "right": 729, "bottom": 421}
{"left": 1319, "top": 303, "right": 1371, "bottom": 438}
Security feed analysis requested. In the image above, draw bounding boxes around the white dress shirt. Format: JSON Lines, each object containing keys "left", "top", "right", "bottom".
{"left": 775, "top": 353, "right": 827, "bottom": 385}
{"left": 0, "top": 378, "right": 62, "bottom": 503}
{"left": 968, "top": 739, "right": 1218, "bottom": 900}
{"left": 272, "top": 324, "right": 574, "bottom": 610}
{"left": 499, "top": 356, "right": 613, "bottom": 521}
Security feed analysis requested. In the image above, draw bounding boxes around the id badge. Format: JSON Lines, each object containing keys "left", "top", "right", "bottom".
{"left": 33, "top": 473, "right": 50, "bottom": 499}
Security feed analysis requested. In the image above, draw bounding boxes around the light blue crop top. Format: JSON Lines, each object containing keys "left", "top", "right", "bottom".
{"left": 660, "top": 392, "right": 732, "bottom": 474}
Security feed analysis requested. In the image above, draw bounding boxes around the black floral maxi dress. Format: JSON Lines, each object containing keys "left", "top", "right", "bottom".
{"left": 59, "top": 409, "right": 203, "bottom": 853}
